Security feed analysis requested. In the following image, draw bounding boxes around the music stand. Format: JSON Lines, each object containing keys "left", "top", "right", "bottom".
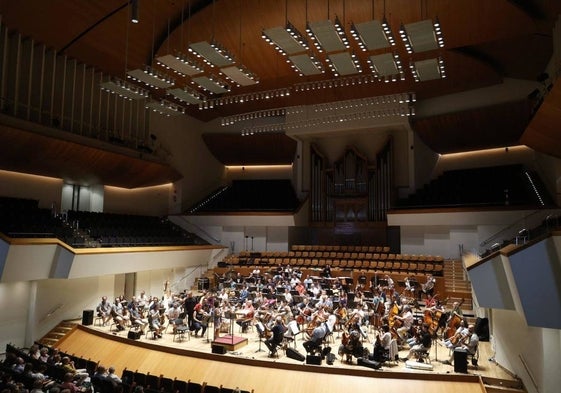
{"left": 224, "top": 310, "right": 236, "bottom": 347}
{"left": 255, "top": 322, "right": 266, "bottom": 353}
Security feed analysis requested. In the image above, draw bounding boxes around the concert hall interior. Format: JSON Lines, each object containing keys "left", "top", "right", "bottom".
{"left": 1, "top": 1, "right": 561, "bottom": 393}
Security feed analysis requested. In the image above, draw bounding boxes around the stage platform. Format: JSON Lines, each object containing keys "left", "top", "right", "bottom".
{"left": 212, "top": 335, "right": 248, "bottom": 351}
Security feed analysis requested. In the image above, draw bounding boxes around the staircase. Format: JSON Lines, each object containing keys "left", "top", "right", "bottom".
{"left": 482, "top": 376, "right": 526, "bottom": 393}
{"left": 443, "top": 259, "right": 473, "bottom": 314}
{"left": 37, "top": 319, "right": 79, "bottom": 347}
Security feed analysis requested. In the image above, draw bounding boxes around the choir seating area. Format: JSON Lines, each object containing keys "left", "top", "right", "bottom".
{"left": 222, "top": 244, "right": 444, "bottom": 277}
{"left": 0, "top": 196, "right": 208, "bottom": 248}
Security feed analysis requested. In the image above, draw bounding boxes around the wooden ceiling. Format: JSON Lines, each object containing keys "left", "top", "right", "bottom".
{"left": 1, "top": 0, "right": 561, "bottom": 186}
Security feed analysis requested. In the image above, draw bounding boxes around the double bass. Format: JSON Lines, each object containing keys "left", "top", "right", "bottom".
{"left": 445, "top": 298, "right": 465, "bottom": 339}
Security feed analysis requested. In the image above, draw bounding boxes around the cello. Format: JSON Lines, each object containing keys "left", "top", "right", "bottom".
{"left": 445, "top": 298, "right": 465, "bottom": 339}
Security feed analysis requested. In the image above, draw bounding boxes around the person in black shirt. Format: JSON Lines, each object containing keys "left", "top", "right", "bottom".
{"left": 401, "top": 323, "right": 432, "bottom": 362}
{"left": 265, "top": 317, "right": 286, "bottom": 356}
{"left": 183, "top": 291, "right": 198, "bottom": 331}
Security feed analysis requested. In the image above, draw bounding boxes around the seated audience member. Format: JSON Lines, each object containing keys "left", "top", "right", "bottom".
{"left": 60, "top": 357, "right": 89, "bottom": 383}
{"left": 107, "top": 367, "right": 122, "bottom": 384}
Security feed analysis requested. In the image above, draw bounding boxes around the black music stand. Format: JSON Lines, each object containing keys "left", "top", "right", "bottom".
{"left": 255, "top": 322, "right": 266, "bottom": 353}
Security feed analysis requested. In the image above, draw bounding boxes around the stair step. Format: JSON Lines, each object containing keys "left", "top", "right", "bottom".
{"left": 484, "top": 386, "right": 526, "bottom": 393}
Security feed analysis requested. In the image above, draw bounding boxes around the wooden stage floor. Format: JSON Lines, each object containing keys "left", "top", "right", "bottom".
{"left": 54, "top": 321, "right": 518, "bottom": 393}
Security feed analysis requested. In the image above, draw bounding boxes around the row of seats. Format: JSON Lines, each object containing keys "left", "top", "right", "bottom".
{"left": 239, "top": 250, "right": 443, "bottom": 264}
{"left": 291, "top": 244, "right": 391, "bottom": 253}
{"left": 120, "top": 368, "right": 250, "bottom": 393}
{"left": 222, "top": 256, "right": 443, "bottom": 276}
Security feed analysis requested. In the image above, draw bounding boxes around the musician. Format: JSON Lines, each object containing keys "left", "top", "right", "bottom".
{"left": 321, "top": 264, "right": 331, "bottom": 278}
{"left": 404, "top": 276, "right": 416, "bottom": 296}
{"left": 275, "top": 299, "right": 293, "bottom": 321}
{"left": 191, "top": 303, "right": 207, "bottom": 338}
{"left": 400, "top": 323, "right": 432, "bottom": 362}
{"left": 129, "top": 303, "right": 148, "bottom": 333}
{"left": 303, "top": 275, "right": 313, "bottom": 290}
{"left": 110, "top": 298, "right": 128, "bottom": 331}
{"left": 422, "top": 274, "right": 436, "bottom": 298}
{"left": 338, "top": 328, "right": 364, "bottom": 363}
{"left": 443, "top": 319, "right": 469, "bottom": 349}
{"left": 177, "top": 291, "right": 195, "bottom": 332}
{"left": 370, "top": 324, "right": 397, "bottom": 363}
{"left": 166, "top": 302, "right": 182, "bottom": 330}
{"left": 96, "top": 296, "right": 112, "bottom": 326}
{"left": 239, "top": 285, "right": 249, "bottom": 303}
{"left": 148, "top": 303, "right": 165, "bottom": 338}
{"left": 212, "top": 300, "right": 223, "bottom": 340}
{"left": 449, "top": 301, "right": 464, "bottom": 317}
{"left": 395, "top": 305, "right": 414, "bottom": 343}
{"left": 443, "top": 324, "right": 479, "bottom": 365}
{"left": 303, "top": 315, "right": 336, "bottom": 354}
{"left": 236, "top": 300, "right": 255, "bottom": 333}
{"left": 384, "top": 274, "right": 395, "bottom": 290}
{"left": 283, "top": 287, "right": 293, "bottom": 305}
{"left": 264, "top": 316, "right": 286, "bottom": 356}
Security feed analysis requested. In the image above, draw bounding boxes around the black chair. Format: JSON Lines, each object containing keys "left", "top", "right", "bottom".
{"left": 145, "top": 373, "right": 160, "bottom": 390}
{"left": 159, "top": 377, "right": 174, "bottom": 393}
{"left": 173, "top": 379, "right": 188, "bottom": 393}
{"left": 133, "top": 371, "right": 147, "bottom": 387}
{"left": 121, "top": 368, "right": 135, "bottom": 385}
{"left": 186, "top": 380, "right": 203, "bottom": 393}
{"left": 203, "top": 384, "right": 220, "bottom": 393}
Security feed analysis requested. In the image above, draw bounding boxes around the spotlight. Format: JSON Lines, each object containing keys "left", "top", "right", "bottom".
{"left": 131, "top": 0, "right": 139, "bottom": 24}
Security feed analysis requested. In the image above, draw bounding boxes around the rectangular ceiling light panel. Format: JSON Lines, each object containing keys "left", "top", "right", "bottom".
{"left": 221, "top": 66, "right": 258, "bottom": 86}
{"left": 288, "top": 54, "right": 323, "bottom": 76}
{"left": 354, "top": 20, "right": 391, "bottom": 51}
{"left": 192, "top": 76, "right": 230, "bottom": 94}
{"left": 404, "top": 19, "right": 438, "bottom": 53}
{"left": 100, "top": 81, "right": 148, "bottom": 100}
{"left": 263, "top": 26, "right": 308, "bottom": 55}
{"left": 145, "top": 101, "right": 184, "bottom": 116}
{"left": 156, "top": 54, "right": 203, "bottom": 76}
{"left": 189, "top": 41, "right": 234, "bottom": 67}
{"left": 369, "top": 53, "right": 398, "bottom": 76}
{"left": 308, "top": 20, "right": 347, "bottom": 53}
{"left": 126, "top": 69, "right": 174, "bottom": 88}
{"left": 167, "top": 88, "right": 203, "bottom": 104}
{"left": 328, "top": 52, "right": 359, "bottom": 76}
{"left": 414, "top": 58, "right": 441, "bottom": 81}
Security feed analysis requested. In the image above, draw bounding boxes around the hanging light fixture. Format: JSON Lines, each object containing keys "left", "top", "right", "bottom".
{"left": 131, "top": 0, "right": 139, "bottom": 24}
{"left": 100, "top": 1, "right": 148, "bottom": 100}
{"left": 127, "top": 0, "right": 176, "bottom": 89}
{"left": 399, "top": 18, "right": 444, "bottom": 54}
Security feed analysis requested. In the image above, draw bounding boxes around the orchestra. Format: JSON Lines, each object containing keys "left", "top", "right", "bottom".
{"left": 91, "top": 265, "right": 470, "bottom": 369}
